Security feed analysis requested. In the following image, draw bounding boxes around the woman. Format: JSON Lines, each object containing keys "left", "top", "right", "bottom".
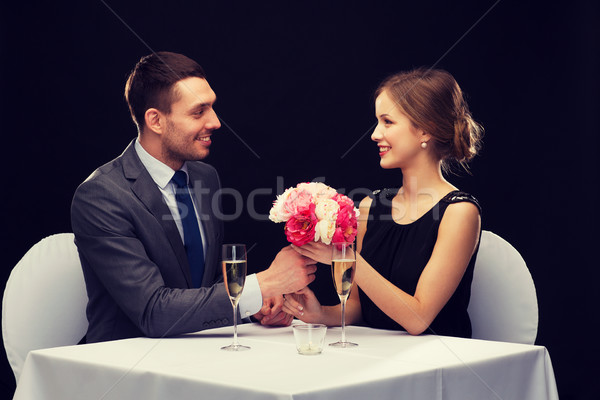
{"left": 284, "top": 68, "right": 483, "bottom": 338}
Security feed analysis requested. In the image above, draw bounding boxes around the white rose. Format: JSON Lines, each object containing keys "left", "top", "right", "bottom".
{"left": 313, "top": 198, "right": 339, "bottom": 244}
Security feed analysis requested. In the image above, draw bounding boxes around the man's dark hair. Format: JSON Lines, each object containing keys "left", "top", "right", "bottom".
{"left": 124, "top": 51, "right": 206, "bottom": 131}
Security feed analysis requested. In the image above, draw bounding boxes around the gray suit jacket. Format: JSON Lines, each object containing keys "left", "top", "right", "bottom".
{"left": 71, "top": 140, "right": 232, "bottom": 343}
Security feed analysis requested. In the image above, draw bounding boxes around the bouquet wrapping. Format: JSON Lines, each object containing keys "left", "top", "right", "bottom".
{"left": 269, "top": 182, "right": 360, "bottom": 246}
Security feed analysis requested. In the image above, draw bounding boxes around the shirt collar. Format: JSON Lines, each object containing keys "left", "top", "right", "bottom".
{"left": 134, "top": 139, "right": 189, "bottom": 189}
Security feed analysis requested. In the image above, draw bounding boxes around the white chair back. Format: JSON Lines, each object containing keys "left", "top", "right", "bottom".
{"left": 468, "top": 230, "right": 538, "bottom": 344}
{"left": 2, "top": 233, "right": 89, "bottom": 382}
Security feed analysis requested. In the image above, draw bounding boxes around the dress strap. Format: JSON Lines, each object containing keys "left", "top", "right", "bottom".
{"left": 367, "top": 188, "right": 399, "bottom": 217}
{"left": 441, "top": 190, "right": 482, "bottom": 214}
{"left": 369, "top": 188, "right": 399, "bottom": 201}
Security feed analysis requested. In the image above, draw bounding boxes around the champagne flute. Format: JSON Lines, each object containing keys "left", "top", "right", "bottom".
{"left": 221, "top": 244, "right": 250, "bottom": 351}
{"left": 329, "top": 241, "right": 358, "bottom": 347}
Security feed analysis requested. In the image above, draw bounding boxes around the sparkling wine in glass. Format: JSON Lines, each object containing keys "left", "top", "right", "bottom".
{"left": 221, "top": 244, "right": 250, "bottom": 351}
{"left": 329, "top": 241, "right": 358, "bottom": 347}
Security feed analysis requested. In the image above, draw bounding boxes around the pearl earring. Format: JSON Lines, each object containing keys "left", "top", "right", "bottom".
{"left": 421, "top": 142, "right": 428, "bottom": 149}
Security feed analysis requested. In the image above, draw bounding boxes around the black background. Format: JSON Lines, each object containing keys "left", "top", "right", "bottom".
{"left": 1, "top": 1, "right": 598, "bottom": 399}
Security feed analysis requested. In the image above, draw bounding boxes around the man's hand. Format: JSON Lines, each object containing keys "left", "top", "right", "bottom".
{"left": 256, "top": 246, "right": 318, "bottom": 298}
{"left": 253, "top": 296, "right": 293, "bottom": 326}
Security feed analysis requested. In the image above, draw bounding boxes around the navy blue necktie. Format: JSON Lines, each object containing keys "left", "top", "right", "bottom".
{"left": 171, "top": 170, "right": 204, "bottom": 288}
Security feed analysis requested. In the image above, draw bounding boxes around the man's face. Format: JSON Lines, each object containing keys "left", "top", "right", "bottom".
{"left": 161, "top": 77, "right": 221, "bottom": 167}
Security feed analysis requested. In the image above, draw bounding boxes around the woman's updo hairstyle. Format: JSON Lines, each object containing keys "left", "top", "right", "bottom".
{"left": 375, "top": 68, "right": 483, "bottom": 172}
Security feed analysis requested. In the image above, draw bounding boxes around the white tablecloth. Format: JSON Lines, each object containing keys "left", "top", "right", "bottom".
{"left": 14, "top": 323, "right": 558, "bottom": 400}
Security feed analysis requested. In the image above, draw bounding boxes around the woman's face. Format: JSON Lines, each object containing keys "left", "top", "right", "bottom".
{"left": 372, "top": 90, "right": 425, "bottom": 169}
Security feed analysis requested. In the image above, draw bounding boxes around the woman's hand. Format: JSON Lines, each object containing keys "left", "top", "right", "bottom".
{"left": 291, "top": 242, "right": 332, "bottom": 265}
{"left": 282, "top": 287, "right": 324, "bottom": 323}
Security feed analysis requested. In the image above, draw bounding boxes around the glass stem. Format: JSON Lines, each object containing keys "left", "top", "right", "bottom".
{"left": 233, "top": 304, "right": 238, "bottom": 345}
{"left": 341, "top": 297, "right": 347, "bottom": 343}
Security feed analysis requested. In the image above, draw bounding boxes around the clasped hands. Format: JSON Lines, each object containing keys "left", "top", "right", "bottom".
{"left": 253, "top": 242, "right": 332, "bottom": 326}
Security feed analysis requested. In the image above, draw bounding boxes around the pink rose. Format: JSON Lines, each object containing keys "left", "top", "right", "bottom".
{"left": 297, "top": 182, "right": 337, "bottom": 199}
{"left": 282, "top": 189, "right": 313, "bottom": 217}
{"left": 334, "top": 202, "right": 358, "bottom": 243}
{"left": 284, "top": 202, "right": 318, "bottom": 246}
{"left": 333, "top": 193, "right": 354, "bottom": 208}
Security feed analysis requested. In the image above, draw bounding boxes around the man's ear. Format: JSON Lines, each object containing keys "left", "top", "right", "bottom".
{"left": 144, "top": 108, "right": 164, "bottom": 135}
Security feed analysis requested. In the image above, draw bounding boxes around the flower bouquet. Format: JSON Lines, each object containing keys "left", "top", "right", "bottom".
{"left": 269, "top": 182, "right": 360, "bottom": 246}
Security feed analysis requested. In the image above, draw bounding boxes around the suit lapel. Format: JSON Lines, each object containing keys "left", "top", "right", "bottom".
{"left": 188, "top": 168, "right": 218, "bottom": 287}
{"left": 121, "top": 142, "right": 193, "bottom": 287}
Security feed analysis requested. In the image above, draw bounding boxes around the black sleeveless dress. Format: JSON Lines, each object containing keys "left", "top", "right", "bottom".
{"left": 359, "top": 189, "right": 481, "bottom": 338}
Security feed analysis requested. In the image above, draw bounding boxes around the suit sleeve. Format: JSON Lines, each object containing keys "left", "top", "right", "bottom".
{"left": 71, "top": 169, "right": 233, "bottom": 339}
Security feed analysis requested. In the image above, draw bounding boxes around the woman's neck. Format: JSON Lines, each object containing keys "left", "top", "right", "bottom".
{"left": 399, "top": 161, "right": 454, "bottom": 201}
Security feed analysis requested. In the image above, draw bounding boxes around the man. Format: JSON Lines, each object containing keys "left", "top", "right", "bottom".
{"left": 71, "top": 51, "right": 316, "bottom": 343}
